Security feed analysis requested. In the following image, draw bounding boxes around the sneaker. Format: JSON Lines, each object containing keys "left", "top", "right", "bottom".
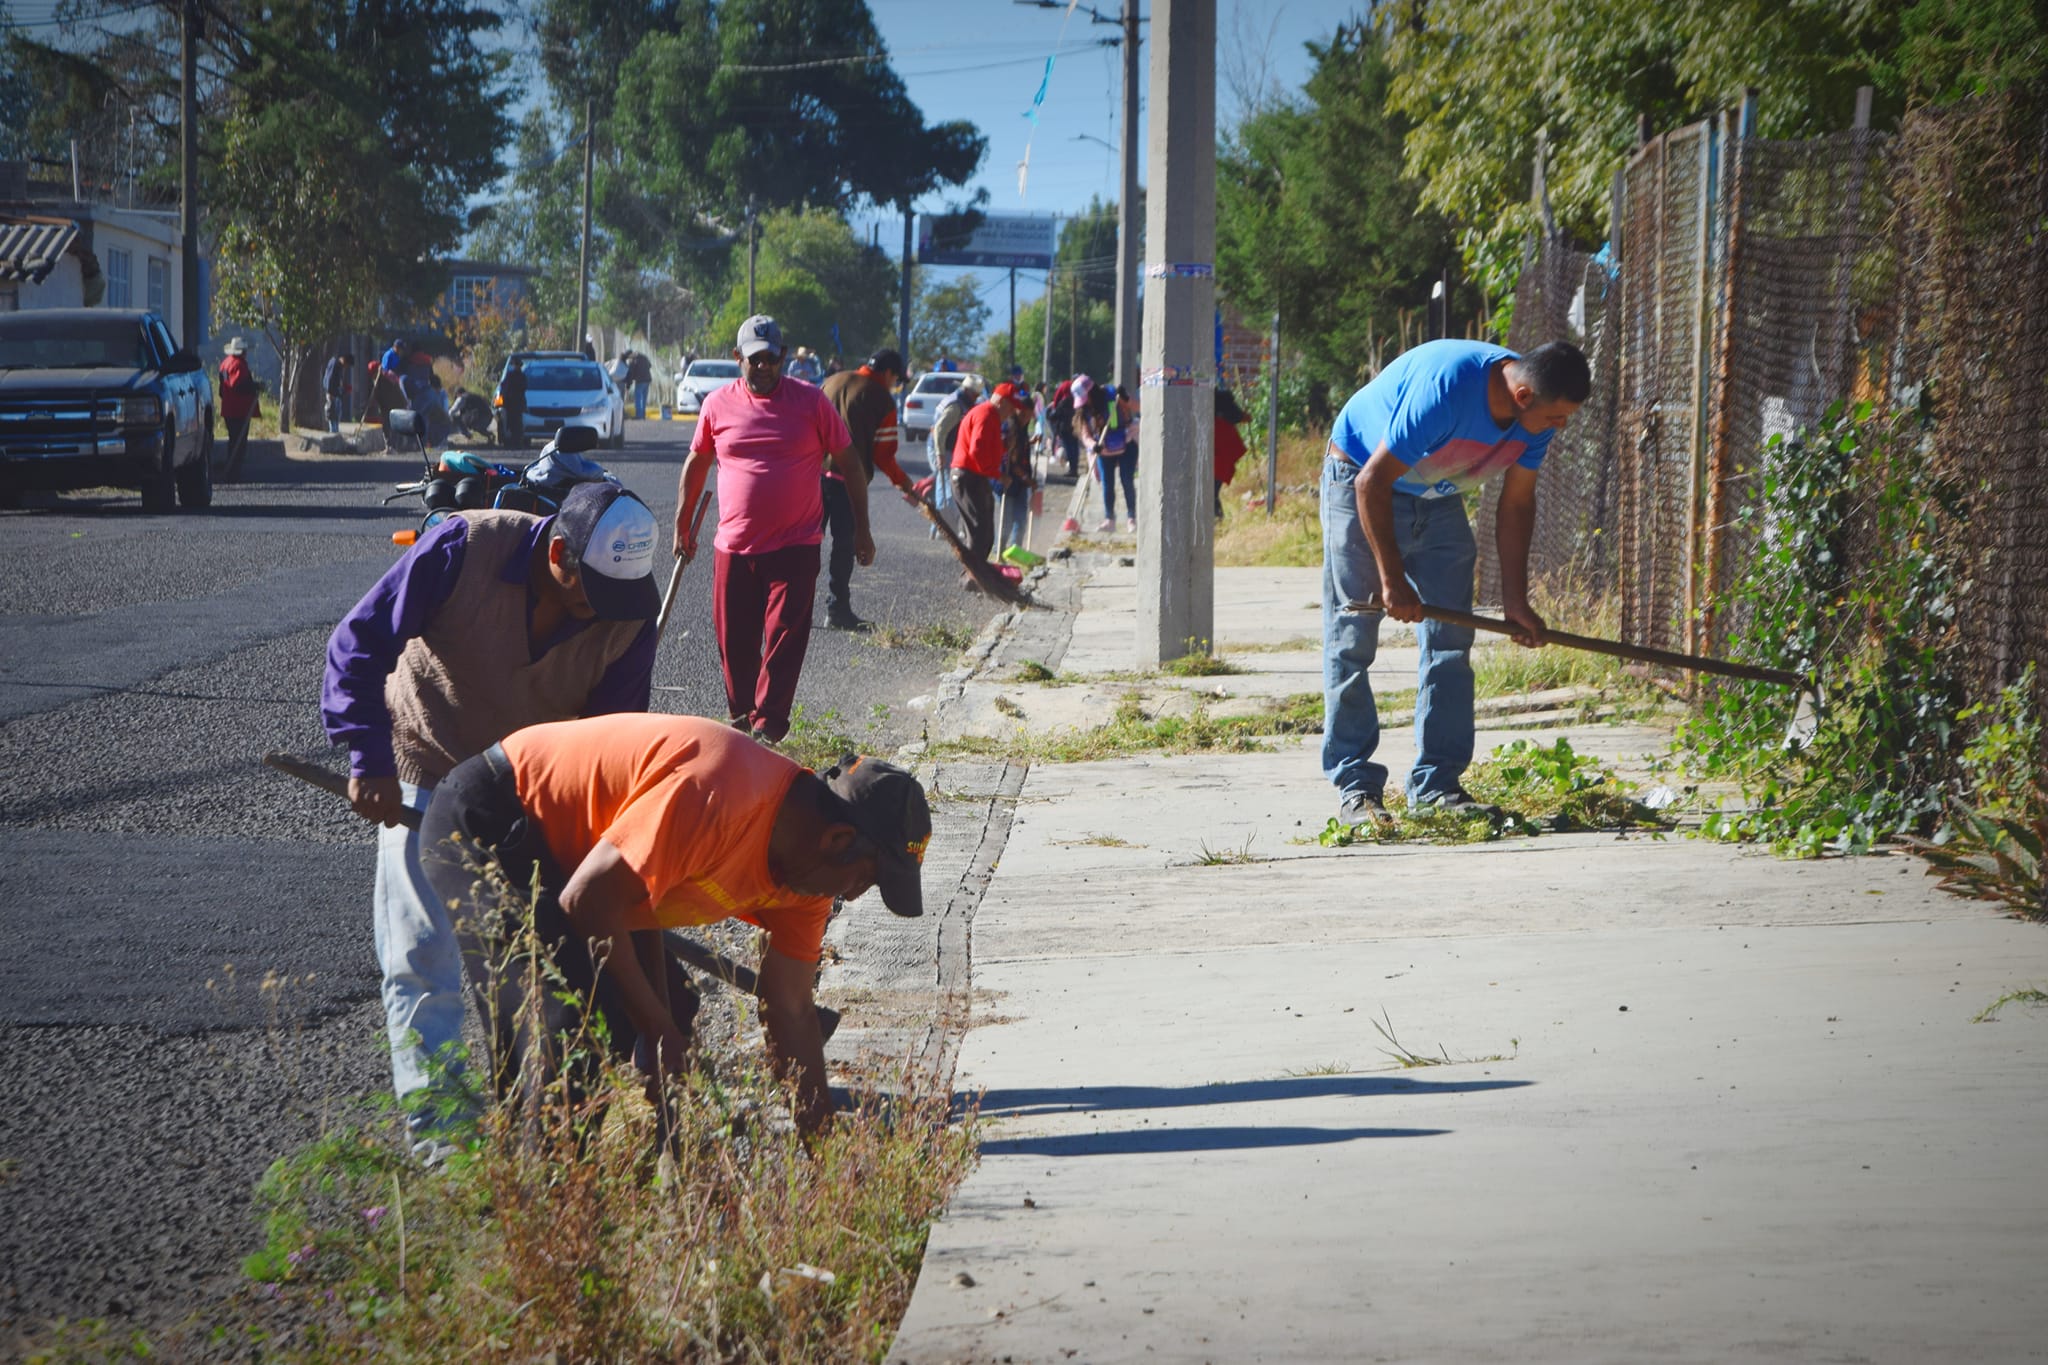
{"left": 1338, "top": 790, "right": 1395, "bottom": 827}
{"left": 1420, "top": 788, "right": 1500, "bottom": 817}
{"left": 1096, "top": 518, "right": 1114, "bottom": 532}
{"left": 825, "top": 604, "right": 866, "bottom": 631}
{"left": 1124, "top": 517, "right": 1137, "bottom": 533}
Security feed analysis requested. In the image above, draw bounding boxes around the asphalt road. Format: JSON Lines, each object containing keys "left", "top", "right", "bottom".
{"left": 0, "top": 416, "right": 983, "bottom": 1339}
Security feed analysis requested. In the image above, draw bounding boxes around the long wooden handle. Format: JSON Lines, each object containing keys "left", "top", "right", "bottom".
{"left": 655, "top": 494, "right": 712, "bottom": 640}
{"left": 1344, "top": 599, "right": 1805, "bottom": 690}
{"left": 260, "top": 750, "right": 840, "bottom": 1039}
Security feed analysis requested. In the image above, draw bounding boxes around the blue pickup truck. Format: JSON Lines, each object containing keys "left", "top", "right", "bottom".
{"left": 0, "top": 308, "right": 215, "bottom": 512}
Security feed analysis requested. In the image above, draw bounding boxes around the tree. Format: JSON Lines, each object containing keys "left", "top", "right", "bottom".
{"left": 913, "top": 277, "right": 990, "bottom": 368}
{"left": 1216, "top": 22, "right": 1459, "bottom": 407}
{"left": 606, "top": 0, "right": 986, "bottom": 232}
{"left": 709, "top": 267, "right": 833, "bottom": 359}
{"left": 208, "top": 0, "right": 509, "bottom": 424}
{"left": 533, "top": 0, "right": 688, "bottom": 122}
{"left": 752, "top": 208, "right": 898, "bottom": 359}
{"left": 1382, "top": 0, "right": 2041, "bottom": 303}
{"left": 978, "top": 288, "right": 1113, "bottom": 385}
{"left": 468, "top": 107, "right": 596, "bottom": 339}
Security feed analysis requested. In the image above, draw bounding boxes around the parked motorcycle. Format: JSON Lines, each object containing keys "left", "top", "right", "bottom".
{"left": 383, "top": 412, "right": 619, "bottom": 545}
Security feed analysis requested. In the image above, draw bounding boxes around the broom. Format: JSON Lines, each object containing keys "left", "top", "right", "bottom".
{"left": 912, "top": 493, "right": 1033, "bottom": 606}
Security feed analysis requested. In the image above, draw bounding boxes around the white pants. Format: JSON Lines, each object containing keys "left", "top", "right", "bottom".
{"left": 371, "top": 780, "right": 470, "bottom": 1130}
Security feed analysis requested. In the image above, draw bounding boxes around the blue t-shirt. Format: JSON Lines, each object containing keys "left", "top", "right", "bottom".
{"left": 1329, "top": 340, "right": 1554, "bottom": 499}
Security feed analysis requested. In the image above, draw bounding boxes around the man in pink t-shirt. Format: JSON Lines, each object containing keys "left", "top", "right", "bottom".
{"left": 675, "top": 315, "right": 869, "bottom": 741}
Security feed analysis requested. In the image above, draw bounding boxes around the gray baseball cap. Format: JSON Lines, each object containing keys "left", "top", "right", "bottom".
{"left": 737, "top": 314, "right": 784, "bottom": 358}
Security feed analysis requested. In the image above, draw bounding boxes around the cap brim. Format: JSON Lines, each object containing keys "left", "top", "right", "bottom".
{"left": 873, "top": 852, "right": 924, "bottom": 918}
{"left": 581, "top": 567, "right": 661, "bottom": 621}
{"left": 738, "top": 340, "right": 780, "bottom": 357}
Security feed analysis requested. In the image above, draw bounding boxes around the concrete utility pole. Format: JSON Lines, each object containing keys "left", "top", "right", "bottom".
{"left": 1114, "top": 0, "right": 1141, "bottom": 392}
{"left": 178, "top": 0, "right": 200, "bottom": 350}
{"left": 575, "top": 98, "right": 594, "bottom": 353}
{"left": 1134, "top": 0, "right": 1214, "bottom": 666}
{"left": 1007, "top": 266, "right": 1017, "bottom": 369}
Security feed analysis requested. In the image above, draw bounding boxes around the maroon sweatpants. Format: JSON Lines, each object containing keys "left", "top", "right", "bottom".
{"left": 713, "top": 541, "right": 821, "bottom": 741}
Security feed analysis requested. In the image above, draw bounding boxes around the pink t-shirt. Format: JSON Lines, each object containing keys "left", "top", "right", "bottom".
{"left": 691, "top": 377, "right": 852, "bottom": 556}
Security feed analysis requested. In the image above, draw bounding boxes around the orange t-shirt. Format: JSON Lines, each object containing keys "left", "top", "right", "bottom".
{"left": 500, "top": 713, "right": 834, "bottom": 961}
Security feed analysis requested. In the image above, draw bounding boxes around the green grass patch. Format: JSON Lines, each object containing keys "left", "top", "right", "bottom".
{"left": 1161, "top": 649, "right": 1244, "bottom": 678}
{"left": 929, "top": 691, "right": 1319, "bottom": 765}
{"left": 1312, "top": 737, "right": 1668, "bottom": 847}
{"left": 1013, "top": 660, "right": 1057, "bottom": 682}
{"left": 867, "top": 621, "right": 976, "bottom": 653}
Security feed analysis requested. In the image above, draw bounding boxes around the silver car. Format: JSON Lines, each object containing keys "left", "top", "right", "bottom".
{"left": 900, "top": 370, "right": 985, "bottom": 442}
{"left": 499, "top": 354, "right": 626, "bottom": 449}
{"left": 673, "top": 358, "right": 741, "bottom": 415}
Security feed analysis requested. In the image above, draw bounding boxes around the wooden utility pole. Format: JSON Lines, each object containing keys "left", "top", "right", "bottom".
{"left": 576, "top": 98, "right": 594, "bottom": 353}
{"left": 900, "top": 205, "right": 914, "bottom": 363}
{"left": 178, "top": 0, "right": 200, "bottom": 351}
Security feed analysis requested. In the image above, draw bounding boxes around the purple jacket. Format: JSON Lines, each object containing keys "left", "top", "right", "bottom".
{"left": 322, "top": 514, "right": 656, "bottom": 780}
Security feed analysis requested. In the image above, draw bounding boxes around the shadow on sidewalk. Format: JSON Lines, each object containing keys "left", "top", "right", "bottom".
{"left": 981, "top": 1124, "right": 1452, "bottom": 1157}
{"left": 975, "top": 1074, "right": 1532, "bottom": 1119}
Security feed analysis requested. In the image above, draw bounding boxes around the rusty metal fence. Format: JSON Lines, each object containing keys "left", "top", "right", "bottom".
{"left": 1478, "top": 91, "right": 2047, "bottom": 728}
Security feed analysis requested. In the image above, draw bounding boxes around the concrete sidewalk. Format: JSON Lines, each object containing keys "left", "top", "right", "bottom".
{"left": 887, "top": 555, "right": 2048, "bottom": 1364}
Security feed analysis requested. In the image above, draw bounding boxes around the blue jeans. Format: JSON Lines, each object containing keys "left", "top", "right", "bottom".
{"left": 999, "top": 479, "right": 1030, "bottom": 551}
{"left": 1320, "top": 453, "right": 1478, "bottom": 803}
{"left": 632, "top": 380, "right": 649, "bottom": 418}
{"left": 1097, "top": 449, "right": 1137, "bottom": 520}
{"left": 373, "top": 780, "right": 473, "bottom": 1134}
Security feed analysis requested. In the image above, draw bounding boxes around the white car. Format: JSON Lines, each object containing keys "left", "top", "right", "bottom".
{"left": 499, "top": 353, "right": 626, "bottom": 449}
{"left": 673, "top": 358, "right": 742, "bottom": 414}
{"left": 900, "top": 370, "right": 985, "bottom": 442}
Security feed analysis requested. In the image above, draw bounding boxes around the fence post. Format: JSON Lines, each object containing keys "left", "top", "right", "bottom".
{"left": 1700, "top": 94, "right": 1754, "bottom": 668}
{"left": 1681, "top": 118, "right": 1717, "bottom": 667}
{"left": 1264, "top": 310, "right": 1280, "bottom": 517}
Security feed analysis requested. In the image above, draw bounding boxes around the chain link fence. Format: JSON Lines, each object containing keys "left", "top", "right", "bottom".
{"left": 1478, "top": 90, "right": 2045, "bottom": 741}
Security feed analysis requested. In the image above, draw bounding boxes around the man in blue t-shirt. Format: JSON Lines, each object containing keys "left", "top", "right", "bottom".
{"left": 1320, "top": 339, "right": 1590, "bottom": 823}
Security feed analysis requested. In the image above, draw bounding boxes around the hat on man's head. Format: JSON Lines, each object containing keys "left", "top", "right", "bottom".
{"left": 821, "top": 755, "right": 931, "bottom": 917}
{"left": 223, "top": 337, "right": 247, "bottom": 356}
{"left": 867, "top": 347, "right": 905, "bottom": 376}
{"left": 549, "top": 482, "right": 660, "bottom": 621}
{"left": 737, "top": 314, "right": 784, "bottom": 358}
{"left": 993, "top": 382, "right": 1020, "bottom": 404}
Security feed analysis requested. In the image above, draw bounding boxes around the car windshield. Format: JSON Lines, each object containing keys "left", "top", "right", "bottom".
{"left": 915, "top": 375, "right": 964, "bottom": 395}
{"left": 687, "top": 361, "right": 740, "bottom": 380}
{"left": 522, "top": 363, "right": 603, "bottom": 392}
{"left": 0, "top": 320, "right": 151, "bottom": 370}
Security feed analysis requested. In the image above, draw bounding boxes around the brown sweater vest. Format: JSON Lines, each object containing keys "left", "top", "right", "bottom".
{"left": 385, "top": 511, "right": 643, "bottom": 786}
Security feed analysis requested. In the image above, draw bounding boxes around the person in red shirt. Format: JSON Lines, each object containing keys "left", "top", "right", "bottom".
{"left": 217, "top": 336, "right": 261, "bottom": 479}
{"left": 674, "top": 315, "right": 872, "bottom": 742}
{"left": 418, "top": 713, "right": 932, "bottom": 1135}
{"left": 950, "top": 381, "right": 1024, "bottom": 577}
{"left": 1213, "top": 385, "right": 1250, "bottom": 517}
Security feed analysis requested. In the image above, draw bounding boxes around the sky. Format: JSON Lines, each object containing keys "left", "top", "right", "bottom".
{"left": 850, "top": 0, "right": 1360, "bottom": 311}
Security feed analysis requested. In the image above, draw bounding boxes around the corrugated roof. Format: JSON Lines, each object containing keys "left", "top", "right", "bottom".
{"left": 0, "top": 215, "right": 81, "bottom": 285}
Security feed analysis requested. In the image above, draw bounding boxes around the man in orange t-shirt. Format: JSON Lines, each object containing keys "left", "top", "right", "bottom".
{"left": 418, "top": 713, "right": 931, "bottom": 1134}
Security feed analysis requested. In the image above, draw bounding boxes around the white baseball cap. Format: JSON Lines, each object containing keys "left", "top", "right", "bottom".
{"left": 552, "top": 482, "right": 659, "bottom": 620}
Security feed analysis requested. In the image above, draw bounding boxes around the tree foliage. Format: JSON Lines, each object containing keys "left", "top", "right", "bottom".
{"left": 1383, "top": 0, "right": 2044, "bottom": 302}
{"left": 707, "top": 208, "right": 897, "bottom": 359}
{"left": 207, "top": 0, "right": 508, "bottom": 419}
{"left": 607, "top": 0, "right": 984, "bottom": 230}
{"left": 1217, "top": 22, "right": 1458, "bottom": 408}
{"left": 468, "top": 107, "right": 593, "bottom": 338}
{"left": 911, "top": 278, "right": 989, "bottom": 369}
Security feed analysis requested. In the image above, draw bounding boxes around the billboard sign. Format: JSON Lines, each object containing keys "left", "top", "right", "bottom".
{"left": 917, "top": 213, "right": 1057, "bottom": 270}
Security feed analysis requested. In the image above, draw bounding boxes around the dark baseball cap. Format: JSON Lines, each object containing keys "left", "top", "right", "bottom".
{"left": 548, "top": 482, "right": 660, "bottom": 621}
{"left": 867, "top": 348, "right": 905, "bottom": 375}
{"left": 821, "top": 755, "right": 932, "bottom": 917}
{"left": 737, "top": 314, "right": 784, "bottom": 358}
